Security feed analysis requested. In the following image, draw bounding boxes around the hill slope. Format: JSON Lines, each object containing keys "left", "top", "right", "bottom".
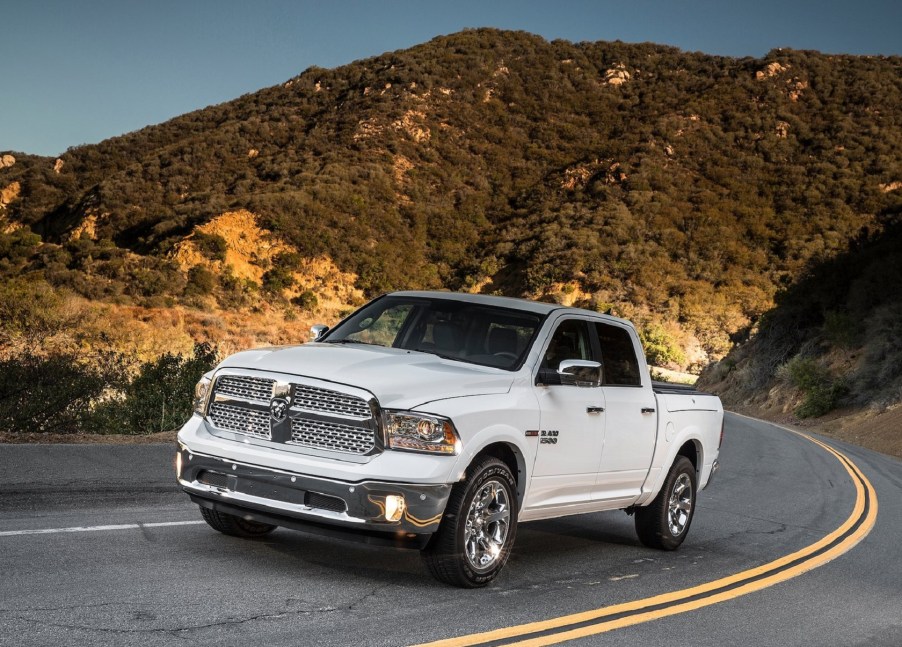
{"left": 2, "top": 29, "right": 902, "bottom": 368}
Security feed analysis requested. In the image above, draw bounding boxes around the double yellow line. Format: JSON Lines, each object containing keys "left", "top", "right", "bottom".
{"left": 415, "top": 430, "right": 878, "bottom": 647}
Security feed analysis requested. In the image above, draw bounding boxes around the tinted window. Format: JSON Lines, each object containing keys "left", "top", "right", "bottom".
{"left": 541, "top": 319, "right": 594, "bottom": 370}
{"left": 595, "top": 322, "right": 642, "bottom": 386}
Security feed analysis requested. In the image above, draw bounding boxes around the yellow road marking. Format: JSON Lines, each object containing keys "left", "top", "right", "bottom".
{"left": 414, "top": 424, "right": 878, "bottom": 647}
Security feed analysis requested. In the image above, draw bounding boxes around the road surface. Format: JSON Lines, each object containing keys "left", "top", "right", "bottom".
{"left": 0, "top": 413, "right": 899, "bottom": 646}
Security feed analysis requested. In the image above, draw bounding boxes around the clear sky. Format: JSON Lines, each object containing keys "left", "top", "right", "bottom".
{"left": 2, "top": 0, "right": 900, "bottom": 157}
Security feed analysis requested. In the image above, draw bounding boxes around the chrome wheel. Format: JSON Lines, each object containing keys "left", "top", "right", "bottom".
{"left": 668, "top": 473, "right": 693, "bottom": 536}
{"left": 464, "top": 478, "right": 511, "bottom": 571}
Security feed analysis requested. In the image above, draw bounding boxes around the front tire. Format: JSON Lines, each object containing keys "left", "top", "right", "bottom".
{"left": 422, "top": 457, "right": 518, "bottom": 588}
{"left": 635, "top": 456, "right": 696, "bottom": 550}
{"left": 199, "top": 505, "right": 277, "bottom": 538}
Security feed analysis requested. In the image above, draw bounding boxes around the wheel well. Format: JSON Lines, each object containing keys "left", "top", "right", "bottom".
{"left": 677, "top": 440, "right": 701, "bottom": 475}
{"left": 472, "top": 442, "right": 526, "bottom": 507}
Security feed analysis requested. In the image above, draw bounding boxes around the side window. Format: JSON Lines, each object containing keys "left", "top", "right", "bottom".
{"left": 541, "top": 319, "right": 593, "bottom": 370}
{"left": 595, "top": 322, "right": 642, "bottom": 386}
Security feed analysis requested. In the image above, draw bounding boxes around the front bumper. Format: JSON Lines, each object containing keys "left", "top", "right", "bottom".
{"left": 177, "top": 445, "right": 452, "bottom": 548}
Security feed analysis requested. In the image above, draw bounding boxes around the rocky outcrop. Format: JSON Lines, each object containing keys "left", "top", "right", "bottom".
{"left": 1, "top": 181, "right": 20, "bottom": 209}
{"left": 69, "top": 213, "right": 98, "bottom": 240}
{"left": 0, "top": 154, "right": 15, "bottom": 169}
{"left": 392, "top": 110, "right": 430, "bottom": 142}
{"left": 604, "top": 64, "right": 631, "bottom": 86}
{"left": 171, "top": 210, "right": 288, "bottom": 284}
{"left": 755, "top": 61, "right": 789, "bottom": 79}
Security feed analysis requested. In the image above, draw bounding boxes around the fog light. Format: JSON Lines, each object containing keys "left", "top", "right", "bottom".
{"left": 385, "top": 495, "right": 406, "bottom": 522}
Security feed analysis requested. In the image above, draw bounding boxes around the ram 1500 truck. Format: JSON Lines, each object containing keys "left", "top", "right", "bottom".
{"left": 177, "top": 291, "right": 723, "bottom": 587}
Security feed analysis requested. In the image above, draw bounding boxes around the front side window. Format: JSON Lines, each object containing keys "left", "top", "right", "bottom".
{"left": 540, "top": 319, "right": 594, "bottom": 371}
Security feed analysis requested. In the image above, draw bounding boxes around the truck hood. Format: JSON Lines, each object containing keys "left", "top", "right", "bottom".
{"left": 217, "top": 342, "right": 514, "bottom": 410}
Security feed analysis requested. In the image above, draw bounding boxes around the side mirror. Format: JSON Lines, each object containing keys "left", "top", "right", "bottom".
{"left": 558, "top": 359, "right": 602, "bottom": 387}
{"left": 310, "top": 324, "right": 329, "bottom": 341}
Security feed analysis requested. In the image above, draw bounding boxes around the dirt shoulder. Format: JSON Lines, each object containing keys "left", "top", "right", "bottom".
{"left": 728, "top": 403, "right": 902, "bottom": 460}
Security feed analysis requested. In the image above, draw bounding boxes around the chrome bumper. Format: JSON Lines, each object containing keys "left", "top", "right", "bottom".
{"left": 177, "top": 445, "right": 452, "bottom": 545}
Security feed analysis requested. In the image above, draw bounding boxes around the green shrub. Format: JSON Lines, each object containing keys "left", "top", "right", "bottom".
{"left": 184, "top": 265, "right": 216, "bottom": 296}
{"left": 98, "top": 343, "right": 219, "bottom": 434}
{"left": 262, "top": 265, "right": 295, "bottom": 294}
{"left": 777, "top": 355, "right": 847, "bottom": 418}
{"left": 193, "top": 232, "right": 228, "bottom": 262}
{"left": 639, "top": 324, "right": 686, "bottom": 367}
{"left": 0, "top": 351, "right": 127, "bottom": 433}
{"left": 291, "top": 290, "right": 318, "bottom": 311}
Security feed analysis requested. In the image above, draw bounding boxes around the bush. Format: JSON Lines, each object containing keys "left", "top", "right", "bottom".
{"left": 0, "top": 351, "right": 127, "bottom": 433}
{"left": 184, "top": 265, "right": 216, "bottom": 296}
{"left": 193, "top": 232, "right": 228, "bottom": 261}
{"left": 777, "top": 355, "right": 847, "bottom": 418}
{"left": 262, "top": 265, "right": 295, "bottom": 294}
{"left": 97, "top": 343, "right": 218, "bottom": 434}
{"left": 639, "top": 324, "right": 686, "bottom": 367}
{"left": 291, "top": 290, "right": 318, "bottom": 311}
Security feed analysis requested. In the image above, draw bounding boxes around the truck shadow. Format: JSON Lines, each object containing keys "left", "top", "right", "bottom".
{"left": 219, "top": 509, "right": 646, "bottom": 588}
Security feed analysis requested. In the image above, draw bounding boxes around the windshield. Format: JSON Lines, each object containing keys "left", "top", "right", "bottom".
{"left": 321, "top": 296, "right": 545, "bottom": 371}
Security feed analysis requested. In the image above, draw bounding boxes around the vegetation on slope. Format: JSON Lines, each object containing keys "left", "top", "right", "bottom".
{"left": 699, "top": 218, "right": 902, "bottom": 418}
{"left": 2, "top": 29, "right": 902, "bottom": 433}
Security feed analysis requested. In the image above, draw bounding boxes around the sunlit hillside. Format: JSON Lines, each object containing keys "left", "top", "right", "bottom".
{"left": 2, "top": 29, "right": 901, "bottom": 434}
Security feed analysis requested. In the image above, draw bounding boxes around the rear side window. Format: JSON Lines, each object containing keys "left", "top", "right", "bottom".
{"left": 595, "top": 322, "right": 642, "bottom": 386}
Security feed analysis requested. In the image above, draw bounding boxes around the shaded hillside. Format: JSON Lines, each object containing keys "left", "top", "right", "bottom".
{"left": 2, "top": 29, "right": 902, "bottom": 363}
{"left": 699, "top": 215, "right": 902, "bottom": 417}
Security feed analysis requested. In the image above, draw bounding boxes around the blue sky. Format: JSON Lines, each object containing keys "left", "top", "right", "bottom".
{"left": 2, "top": 0, "right": 900, "bottom": 157}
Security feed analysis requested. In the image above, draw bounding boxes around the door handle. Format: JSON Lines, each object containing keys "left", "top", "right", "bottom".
{"left": 587, "top": 406, "right": 605, "bottom": 414}
{"left": 641, "top": 407, "right": 656, "bottom": 414}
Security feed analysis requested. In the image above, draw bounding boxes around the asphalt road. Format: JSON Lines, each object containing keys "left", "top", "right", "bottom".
{"left": 0, "top": 413, "right": 900, "bottom": 647}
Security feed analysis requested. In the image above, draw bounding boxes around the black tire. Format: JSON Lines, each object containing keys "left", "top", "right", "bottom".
{"left": 199, "top": 505, "right": 277, "bottom": 538}
{"left": 635, "top": 456, "right": 697, "bottom": 550}
{"left": 422, "top": 457, "right": 518, "bottom": 588}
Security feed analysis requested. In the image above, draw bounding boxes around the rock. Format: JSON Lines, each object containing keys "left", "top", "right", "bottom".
{"left": 53, "top": 158, "right": 64, "bottom": 173}
{"left": 776, "top": 121, "right": 790, "bottom": 139}
{"left": 879, "top": 181, "right": 902, "bottom": 193}
{"left": 1, "top": 181, "right": 20, "bottom": 208}
{"left": 247, "top": 148, "right": 259, "bottom": 159}
{"left": 0, "top": 154, "right": 15, "bottom": 169}
{"left": 755, "top": 61, "right": 790, "bottom": 80}
{"left": 604, "top": 64, "right": 631, "bottom": 86}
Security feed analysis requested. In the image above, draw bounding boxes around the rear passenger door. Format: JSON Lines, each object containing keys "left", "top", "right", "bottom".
{"left": 592, "top": 321, "right": 658, "bottom": 505}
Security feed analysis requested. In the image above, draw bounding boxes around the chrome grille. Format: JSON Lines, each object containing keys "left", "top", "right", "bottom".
{"left": 290, "top": 384, "right": 371, "bottom": 419}
{"left": 209, "top": 402, "right": 271, "bottom": 440}
{"left": 288, "top": 418, "right": 375, "bottom": 455}
{"left": 215, "top": 375, "right": 274, "bottom": 402}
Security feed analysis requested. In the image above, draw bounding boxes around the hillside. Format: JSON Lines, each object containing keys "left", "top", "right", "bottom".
{"left": 698, "top": 220, "right": 902, "bottom": 456}
{"left": 2, "top": 29, "right": 902, "bottom": 434}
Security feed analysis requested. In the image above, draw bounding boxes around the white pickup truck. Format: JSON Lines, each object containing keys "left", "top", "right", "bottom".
{"left": 177, "top": 291, "right": 723, "bottom": 587}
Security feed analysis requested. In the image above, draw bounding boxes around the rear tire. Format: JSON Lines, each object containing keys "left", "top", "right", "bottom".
{"left": 199, "top": 505, "right": 277, "bottom": 538}
{"left": 635, "top": 456, "right": 696, "bottom": 550}
{"left": 422, "top": 457, "right": 518, "bottom": 588}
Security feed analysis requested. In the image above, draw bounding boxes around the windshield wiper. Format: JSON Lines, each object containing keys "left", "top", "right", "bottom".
{"left": 323, "top": 339, "right": 383, "bottom": 346}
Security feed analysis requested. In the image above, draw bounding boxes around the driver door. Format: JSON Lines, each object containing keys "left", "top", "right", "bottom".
{"left": 525, "top": 318, "right": 606, "bottom": 510}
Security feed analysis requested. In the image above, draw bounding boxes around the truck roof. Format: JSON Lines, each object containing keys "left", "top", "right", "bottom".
{"left": 389, "top": 290, "right": 635, "bottom": 327}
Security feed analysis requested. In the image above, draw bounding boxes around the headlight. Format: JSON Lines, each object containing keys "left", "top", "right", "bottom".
{"left": 383, "top": 411, "right": 460, "bottom": 455}
{"left": 193, "top": 375, "right": 213, "bottom": 416}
